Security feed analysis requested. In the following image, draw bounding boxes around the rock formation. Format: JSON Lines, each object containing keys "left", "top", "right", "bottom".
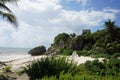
{"left": 28, "top": 46, "right": 46, "bottom": 56}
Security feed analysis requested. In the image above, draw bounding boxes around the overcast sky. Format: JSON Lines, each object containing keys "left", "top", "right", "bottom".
{"left": 0, "top": 0, "right": 120, "bottom": 48}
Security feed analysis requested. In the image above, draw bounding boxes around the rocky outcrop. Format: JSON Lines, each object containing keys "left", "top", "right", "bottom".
{"left": 48, "top": 36, "right": 85, "bottom": 54}
{"left": 28, "top": 46, "right": 46, "bottom": 56}
{"left": 69, "top": 36, "right": 84, "bottom": 50}
{"left": 59, "top": 39, "right": 65, "bottom": 48}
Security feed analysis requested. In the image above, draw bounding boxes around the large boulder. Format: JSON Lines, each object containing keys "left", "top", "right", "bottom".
{"left": 28, "top": 46, "right": 46, "bottom": 56}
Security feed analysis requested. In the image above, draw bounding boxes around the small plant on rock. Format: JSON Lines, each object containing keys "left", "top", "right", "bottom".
{"left": 2, "top": 66, "right": 11, "bottom": 73}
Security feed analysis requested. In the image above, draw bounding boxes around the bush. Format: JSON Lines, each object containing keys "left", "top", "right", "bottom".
{"left": 108, "top": 58, "right": 120, "bottom": 75}
{"left": 24, "top": 56, "right": 79, "bottom": 80}
{"left": 106, "top": 42, "right": 120, "bottom": 55}
{"left": 61, "top": 49, "right": 73, "bottom": 55}
{"left": 85, "top": 58, "right": 120, "bottom": 76}
{"left": 111, "top": 53, "right": 120, "bottom": 58}
{"left": 85, "top": 59, "right": 105, "bottom": 75}
{"left": 76, "top": 50, "right": 90, "bottom": 56}
{"left": 40, "top": 71, "right": 120, "bottom": 80}
{"left": 40, "top": 72, "right": 94, "bottom": 80}
{"left": 40, "top": 76, "right": 56, "bottom": 80}
{"left": 2, "top": 66, "right": 11, "bottom": 73}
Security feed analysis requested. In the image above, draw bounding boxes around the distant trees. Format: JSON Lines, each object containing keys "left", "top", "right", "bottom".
{"left": 0, "top": 0, "right": 18, "bottom": 27}
{"left": 104, "top": 20, "right": 117, "bottom": 42}
{"left": 49, "top": 20, "right": 120, "bottom": 56}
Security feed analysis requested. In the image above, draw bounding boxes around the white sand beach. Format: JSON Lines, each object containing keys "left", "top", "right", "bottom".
{"left": 4, "top": 55, "right": 47, "bottom": 71}
{"left": 0, "top": 55, "right": 104, "bottom": 80}
{"left": 3, "top": 55, "right": 104, "bottom": 71}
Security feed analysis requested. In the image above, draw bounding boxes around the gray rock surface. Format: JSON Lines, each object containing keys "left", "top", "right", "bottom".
{"left": 28, "top": 46, "right": 46, "bottom": 56}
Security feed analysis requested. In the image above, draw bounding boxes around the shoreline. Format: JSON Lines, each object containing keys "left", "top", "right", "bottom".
{"left": 0, "top": 55, "right": 104, "bottom": 80}
{"left": 4, "top": 55, "right": 47, "bottom": 71}
{"left": 0, "top": 53, "right": 30, "bottom": 62}
{"left": 0, "top": 55, "right": 104, "bottom": 72}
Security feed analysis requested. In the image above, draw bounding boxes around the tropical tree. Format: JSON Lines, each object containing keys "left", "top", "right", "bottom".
{"left": 0, "top": 0, "right": 18, "bottom": 27}
{"left": 105, "top": 20, "right": 116, "bottom": 42}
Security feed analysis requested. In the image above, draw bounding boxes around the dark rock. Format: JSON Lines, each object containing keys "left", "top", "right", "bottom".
{"left": 82, "top": 29, "right": 91, "bottom": 35}
{"left": 59, "top": 39, "right": 65, "bottom": 48}
{"left": 28, "top": 46, "right": 46, "bottom": 56}
{"left": 42, "top": 52, "right": 50, "bottom": 55}
{"left": 0, "top": 75, "right": 17, "bottom": 80}
{"left": 0, "top": 75, "right": 7, "bottom": 80}
{"left": 69, "top": 36, "right": 84, "bottom": 50}
{"left": 0, "top": 61, "right": 6, "bottom": 66}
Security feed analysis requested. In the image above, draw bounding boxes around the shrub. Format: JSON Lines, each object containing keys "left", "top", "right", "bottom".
{"left": 40, "top": 76, "right": 56, "bottom": 80}
{"left": 111, "top": 53, "right": 120, "bottom": 58}
{"left": 40, "top": 71, "right": 120, "bottom": 80}
{"left": 105, "top": 42, "right": 120, "bottom": 55}
{"left": 85, "top": 59, "right": 105, "bottom": 75}
{"left": 2, "top": 66, "right": 11, "bottom": 73}
{"left": 61, "top": 49, "right": 73, "bottom": 55}
{"left": 24, "top": 56, "right": 79, "bottom": 80}
{"left": 40, "top": 72, "right": 95, "bottom": 80}
{"left": 76, "top": 50, "right": 89, "bottom": 56}
{"left": 85, "top": 58, "right": 120, "bottom": 76}
{"left": 108, "top": 58, "right": 120, "bottom": 75}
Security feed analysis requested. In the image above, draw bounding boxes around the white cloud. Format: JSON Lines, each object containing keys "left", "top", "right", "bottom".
{"left": 76, "top": 0, "right": 88, "bottom": 6}
{"left": 103, "top": 8, "right": 120, "bottom": 13}
{"left": 0, "top": 0, "right": 119, "bottom": 48}
{"left": 64, "top": 0, "right": 89, "bottom": 6}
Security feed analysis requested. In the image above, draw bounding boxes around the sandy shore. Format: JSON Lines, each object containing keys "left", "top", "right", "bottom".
{"left": 0, "top": 55, "right": 104, "bottom": 80}
{"left": 4, "top": 55, "right": 47, "bottom": 71}
{"left": 2, "top": 55, "right": 104, "bottom": 71}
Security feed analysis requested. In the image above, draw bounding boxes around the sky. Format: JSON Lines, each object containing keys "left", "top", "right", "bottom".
{"left": 0, "top": 0, "right": 120, "bottom": 48}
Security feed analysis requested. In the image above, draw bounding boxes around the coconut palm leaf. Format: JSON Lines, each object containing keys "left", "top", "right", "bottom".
{"left": 0, "top": 0, "right": 18, "bottom": 3}
{"left": 0, "top": 11, "right": 17, "bottom": 27}
{"left": 105, "top": 20, "right": 116, "bottom": 42}
{"left": 0, "top": 0, "right": 18, "bottom": 28}
{"left": 0, "top": 2, "right": 12, "bottom": 12}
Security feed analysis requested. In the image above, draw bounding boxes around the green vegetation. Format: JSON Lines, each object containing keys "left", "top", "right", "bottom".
{"left": 23, "top": 20, "right": 120, "bottom": 80}
{"left": 39, "top": 72, "right": 120, "bottom": 80}
{"left": 54, "top": 33, "right": 70, "bottom": 45}
{"left": 85, "top": 59, "right": 120, "bottom": 76}
{"left": 23, "top": 56, "right": 120, "bottom": 80}
{"left": 49, "top": 20, "right": 120, "bottom": 58}
{"left": 24, "top": 56, "right": 79, "bottom": 80}
{"left": 60, "top": 48, "right": 73, "bottom": 55}
{"left": 40, "top": 72, "right": 95, "bottom": 80}
{"left": 2, "top": 66, "right": 11, "bottom": 73}
{"left": 0, "top": 0, "right": 18, "bottom": 27}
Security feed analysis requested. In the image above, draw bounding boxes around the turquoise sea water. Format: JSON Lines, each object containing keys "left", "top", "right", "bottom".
{"left": 0, "top": 47, "right": 30, "bottom": 53}
{"left": 0, "top": 47, "right": 31, "bottom": 62}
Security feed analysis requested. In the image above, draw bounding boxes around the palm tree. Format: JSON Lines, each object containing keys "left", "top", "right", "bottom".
{"left": 105, "top": 20, "right": 116, "bottom": 42}
{"left": 0, "top": 0, "right": 18, "bottom": 27}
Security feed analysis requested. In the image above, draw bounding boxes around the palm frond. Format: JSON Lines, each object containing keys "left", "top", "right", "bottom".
{"left": 0, "top": 2, "right": 12, "bottom": 12}
{"left": 0, "top": 11, "right": 18, "bottom": 28}
{"left": 0, "top": 0, "right": 18, "bottom": 4}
